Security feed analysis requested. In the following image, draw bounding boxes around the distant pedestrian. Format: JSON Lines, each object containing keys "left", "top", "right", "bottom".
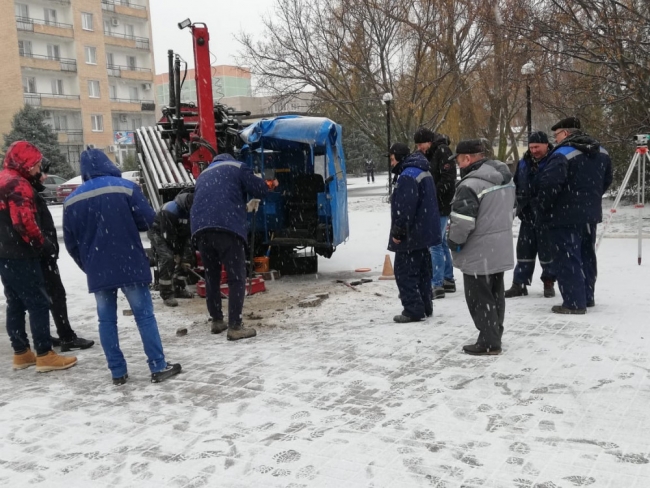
{"left": 537, "top": 117, "right": 612, "bottom": 314}
{"left": 448, "top": 139, "right": 516, "bottom": 355}
{"left": 505, "top": 131, "right": 557, "bottom": 299}
{"left": 365, "top": 158, "right": 375, "bottom": 183}
{"left": 388, "top": 143, "right": 441, "bottom": 323}
{"left": 148, "top": 192, "right": 195, "bottom": 307}
{"left": 0, "top": 141, "right": 77, "bottom": 372}
{"left": 63, "top": 149, "right": 181, "bottom": 385}
{"left": 191, "top": 153, "right": 278, "bottom": 340}
{"left": 31, "top": 168, "right": 95, "bottom": 351}
{"left": 413, "top": 127, "right": 457, "bottom": 299}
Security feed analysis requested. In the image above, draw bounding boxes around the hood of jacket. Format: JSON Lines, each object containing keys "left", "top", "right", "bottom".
{"left": 211, "top": 153, "right": 237, "bottom": 164}
{"left": 558, "top": 132, "right": 600, "bottom": 156}
{"left": 3, "top": 141, "right": 43, "bottom": 179}
{"left": 392, "top": 151, "right": 429, "bottom": 176}
{"left": 427, "top": 134, "right": 451, "bottom": 156}
{"left": 462, "top": 158, "right": 512, "bottom": 186}
{"left": 80, "top": 149, "right": 122, "bottom": 181}
{"left": 174, "top": 192, "right": 194, "bottom": 213}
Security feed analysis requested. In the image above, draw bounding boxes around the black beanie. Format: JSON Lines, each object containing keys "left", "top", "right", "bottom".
{"left": 389, "top": 143, "right": 410, "bottom": 162}
{"left": 413, "top": 127, "right": 435, "bottom": 144}
{"left": 528, "top": 131, "right": 549, "bottom": 144}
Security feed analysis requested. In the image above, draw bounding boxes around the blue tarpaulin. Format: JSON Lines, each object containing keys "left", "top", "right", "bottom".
{"left": 240, "top": 116, "right": 339, "bottom": 148}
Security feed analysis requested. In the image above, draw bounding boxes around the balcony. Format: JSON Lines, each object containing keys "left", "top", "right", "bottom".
{"left": 15, "top": 16, "right": 74, "bottom": 38}
{"left": 107, "top": 64, "right": 153, "bottom": 81}
{"left": 103, "top": 31, "right": 150, "bottom": 50}
{"left": 24, "top": 93, "right": 80, "bottom": 110}
{"left": 54, "top": 129, "right": 84, "bottom": 144}
{"left": 20, "top": 53, "right": 77, "bottom": 73}
{"left": 101, "top": 0, "right": 148, "bottom": 19}
{"left": 110, "top": 98, "right": 155, "bottom": 112}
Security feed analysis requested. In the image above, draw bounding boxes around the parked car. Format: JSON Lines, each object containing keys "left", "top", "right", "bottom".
{"left": 39, "top": 174, "right": 67, "bottom": 204}
{"left": 56, "top": 175, "right": 83, "bottom": 203}
{"left": 121, "top": 170, "right": 142, "bottom": 185}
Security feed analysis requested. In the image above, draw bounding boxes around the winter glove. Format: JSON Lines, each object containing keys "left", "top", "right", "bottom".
{"left": 40, "top": 238, "right": 57, "bottom": 260}
{"left": 246, "top": 199, "right": 261, "bottom": 213}
{"left": 180, "top": 262, "right": 192, "bottom": 270}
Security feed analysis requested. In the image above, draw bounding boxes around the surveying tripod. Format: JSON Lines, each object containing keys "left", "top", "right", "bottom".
{"left": 596, "top": 135, "right": 649, "bottom": 264}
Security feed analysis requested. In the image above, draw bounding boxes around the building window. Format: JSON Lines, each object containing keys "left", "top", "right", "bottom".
{"left": 131, "top": 118, "right": 142, "bottom": 130}
{"left": 126, "top": 56, "right": 137, "bottom": 70}
{"left": 91, "top": 115, "right": 104, "bottom": 132}
{"left": 44, "top": 8, "right": 57, "bottom": 25}
{"left": 15, "top": 3, "right": 29, "bottom": 19}
{"left": 18, "top": 40, "right": 32, "bottom": 57}
{"left": 81, "top": 12, "right": 93, "bottom": 31}
{"left": 51, "top": 79, "right": 64, "bottom": 95}
{"left": 53, "top": 115, "right": 68, "bottom": 131}
{"left": 23, "top": 76, "right": 36, "bottom": 93}
{"left": 109, "top": 85, "right": 117, "bottom": 100}
{"left": 88, "top": 80, "right": 100, "bottom": 98}
{"left": 125, "top": 24, "right": 135, "bottom": 39}
{"left": 84, "top": 46, "right": 96, "bottom": 64}
{"left": 47, "top": 44, "right": 61, "bottom": 61}
{"left": 129, "top": 86, "right": 139, "bottom": 101}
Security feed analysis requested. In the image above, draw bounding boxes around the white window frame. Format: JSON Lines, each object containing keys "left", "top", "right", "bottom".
{"left": 15, "top": 3, "right": 29, "bottom": 19}
{"left": 18, "top": 40, "right": 32, "bottom": 57}
{"left": 84, "top": 46, "right": 97, "bottom": 65}
{"left": 47, "top": 44, "right": 61, "bottom": 61}
{"left": 91, "top": 114, "right": 104, "bottom": 132}
{"left": 81, "top": 12, "right": 93, "bottom": 31}
{"left": 125, "top": 24, "right": 135, "bottom": 39}
{"left": 53, "top": 114, "right": 68, "bottom": 131}
{"left": 51, "top": 79, "right": 64, "bottom": 95}
{"left": 126, "top": 56, "right": 137, "bottom": 70}
{"left": 44, "top": 8, "right": 57, "bottom": 25}
{"left": 23, "top": 76, "right": 36, "bottom": 94}
{"left": 109, "top": 84, "right": 117, "bottom": 100}
{"left": 88, "top": 80, "right": 100, "bottom": 98}
{"left": 129, "top": 86, "right": 139, "bottom": 101}
{"left": 106, "top": 52, "right": 115, "bottom": 68}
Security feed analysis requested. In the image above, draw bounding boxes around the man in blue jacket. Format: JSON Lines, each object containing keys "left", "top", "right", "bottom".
{"left": 536, "top": 117, "right": 613, "bottom": 314}
{"left": 63, "top": 149, "right": 181, "bottom": 385}
{"left": 191, "top": 153, "right": 278, "bottom": 340}
{"left": 505, "top": 131, "right": 557, "bottom": 299}
{"left": 388, "top": 143, "right": 441, "bottom": 323}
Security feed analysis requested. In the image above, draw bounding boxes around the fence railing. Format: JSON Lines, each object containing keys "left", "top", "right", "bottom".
{"left": 110, "top": 98, "right": 155, "bottom": 111}
{"left": 15, "top": 16, "right": 74, "bottom": 31}
{"left": 19, "top": 52, "right": 77, "bottom": 72}
{"left": 101, "top": 0, "right": 146, "bottom": 11}
{"left": 54, "top": 129, "right": 84, "bottom": 142}
{"left": 103, "top": 31, "right": 150, "bottom": 50}
{"left": 24, "top": 93, "right": 81, "bottom": 106}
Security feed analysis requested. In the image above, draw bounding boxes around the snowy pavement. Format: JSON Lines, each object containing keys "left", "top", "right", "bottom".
{"left": 1, "top": 179, "right": 649, "bottom": 487}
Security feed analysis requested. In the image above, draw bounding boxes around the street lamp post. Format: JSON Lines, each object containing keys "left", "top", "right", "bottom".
{"left": 382, "top": 92, "right": 393, "bottom": 195}
{"left": 521, "top": 61, "right": 535, "bottom": 137}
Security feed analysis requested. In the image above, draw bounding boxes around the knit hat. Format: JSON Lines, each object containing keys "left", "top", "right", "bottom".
{"left": 551, "top": 117, "right": 581, "bottom": 131}
{"left": 389, "top": 143, "right": 410, "bottom": 163}
{"left": 413, "top": 127, "right": 435, "bottom": 144}
{"left": 528, "top": 131, "right": 549, "bottom": 144}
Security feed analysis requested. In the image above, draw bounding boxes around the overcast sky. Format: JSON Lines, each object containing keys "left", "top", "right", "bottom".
{"left": 149, "top": 0, "right": 273, "bottom": 74}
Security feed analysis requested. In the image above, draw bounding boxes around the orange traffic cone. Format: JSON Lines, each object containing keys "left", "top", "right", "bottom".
{"left": 378, "top": 254, "right": 395, "bottom": 280}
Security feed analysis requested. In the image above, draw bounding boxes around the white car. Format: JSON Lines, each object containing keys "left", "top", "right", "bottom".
{"left": 121, "top": 170, "right": 142, "bottom": 185}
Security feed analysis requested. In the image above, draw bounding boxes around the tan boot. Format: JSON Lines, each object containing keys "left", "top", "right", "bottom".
{"left": 227, "top": 326, "right": 257, "bottom": 341}
{"left": 13, "top": 349, "right": 36, "bottom": 370}
{"left": 35, "top": 351, "right": 77, "bottom": 373}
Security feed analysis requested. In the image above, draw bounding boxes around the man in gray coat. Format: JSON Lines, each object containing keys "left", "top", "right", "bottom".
{"left": 448, "top": 140, "right": 516, "bottom": 355}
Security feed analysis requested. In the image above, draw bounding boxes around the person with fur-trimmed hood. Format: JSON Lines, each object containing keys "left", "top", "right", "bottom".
{"left": 388, "top": 143, "right": 441, "bottom": 323}
{"left": 448, "top": 139, "right": 516, "bottom": 356}
{"left": 413, "top": 127, "right": 457, "bottom": 299}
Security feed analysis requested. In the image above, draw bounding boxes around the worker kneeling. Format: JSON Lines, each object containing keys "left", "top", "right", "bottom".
{"left": 148, "top": 192, "right": 194, "bottom": 307}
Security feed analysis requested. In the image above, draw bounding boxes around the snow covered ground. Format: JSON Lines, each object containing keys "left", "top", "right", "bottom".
{"left": 0, "top": 176, "right": 649, "bottom": 487}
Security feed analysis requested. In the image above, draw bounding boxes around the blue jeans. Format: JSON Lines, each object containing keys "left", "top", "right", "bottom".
{"left": 0, "top": 258, "right": 52, "bottom": 355}
{"left": 430, "top": 216, "right": 454, "bottom": 287}
{"left": 94, "top": 284, "right": 166, "bottom": 378}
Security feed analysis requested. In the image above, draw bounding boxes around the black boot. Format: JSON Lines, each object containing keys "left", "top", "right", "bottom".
{"left": 151, "top": 363, "right": 182, "bottom": 383}
{"left": 543, "top": 280, "right": 556, "bottom": 298}
{"left": 551, "top": 305, "right": 586, "bottom": 315}
{"left": 50, "top": 336, "right": 61, "bottom": 347}
{"left": 462, "top": 343, "right": 502, "bottom": 356}
{"left": 504, "top": 282, "right": 528, "bottom": 298}
{"left": 443, "top": 280, "right": 456, "bottom": 293}
{"left": 60, "top": 337, "right": 95, "bottom": 352}
{"left": 227, "top": 324, "right": 257, "bottom": 341}
{"left": 393, "top": 314, "right": 423, "bottom": 323}
{"left": 113, "top": 373, "right": 128, "bottom": 386}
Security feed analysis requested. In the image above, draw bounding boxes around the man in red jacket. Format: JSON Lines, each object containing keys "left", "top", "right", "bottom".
{"left": 0, "top": 141, "right": 77, "bottom": 372}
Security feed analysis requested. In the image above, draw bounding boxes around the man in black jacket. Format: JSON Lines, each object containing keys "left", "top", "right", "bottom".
{"left": 32, "top": 166, "right": 95, "bottom": 351}
{"left": 147, "top": 192, "right": 194, "bottom": 307}
{"left": 414, "top": 127, "right": 456, "bottom": 299}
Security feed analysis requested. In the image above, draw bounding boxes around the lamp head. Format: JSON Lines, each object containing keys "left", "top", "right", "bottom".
{"left": 382, "top": 92, "right": 393, "bottom": 103}
{"left": 178, "top": 18, "right": 192, "bottom": 30}
{"left": 521, "top": 61, "right": 535, "bottom": 76}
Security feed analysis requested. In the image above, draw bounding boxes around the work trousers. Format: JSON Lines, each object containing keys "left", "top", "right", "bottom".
{"left": 195, "top": 230, "right": 246, "bottom": 327}
{"left": 549, "top": 223, "right": 597, "bottom": 310}
{"left": 513, "top": 221, "right": 555, "bottom": 285}
{"left": 430, "top": 216, "right": 454, "bottom": 287}
{"left": 148, "top": 230, "right": 191, "bottom": 299}
{"left": 394, "top": 248, "right": 433, "bottom": 319}
{"left": 367, "top": 169, "right": 375, "bottom": 183}
{"left": 40, "top": 258, "right": 76, "bottom": 342}
{"left": 463, "top": 272, "right": 505, "bottom": 349}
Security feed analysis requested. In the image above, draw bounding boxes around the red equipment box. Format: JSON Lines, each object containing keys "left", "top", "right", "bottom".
{"left": 196, "top": 277, "right": 266, "bottom": 298}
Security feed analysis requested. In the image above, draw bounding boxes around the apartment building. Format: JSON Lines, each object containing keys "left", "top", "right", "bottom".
{"left": 0, "top": 0, "right": 157, "bottom": 171}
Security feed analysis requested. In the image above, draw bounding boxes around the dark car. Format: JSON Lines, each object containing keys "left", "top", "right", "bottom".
{"left": 40, "top": 174, "right": 67, "bottom": 204}
{"left": 56, "top": 175, "right": 83, "bottom": 203}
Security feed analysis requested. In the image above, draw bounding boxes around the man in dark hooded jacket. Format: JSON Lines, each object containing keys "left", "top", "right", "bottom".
{"left": 148, "top": 192, "right": 194, "bottom": 307}
{"left": 537, "top": 117, "right": 612, "bottom": 314}
{"left": 191, "top": 153, "right": 278, "bottom": 340}
{"left": 413, "top": 127, "right": 456, "bottom": 298}
{"left": 63, "top": 149, "right": 181, "bottom": 385}
{"left": 388, "top": 143, "right": 441, "bottom": 323}
{"left": 0, "top": 141, "right": 78, "bottom": 372}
